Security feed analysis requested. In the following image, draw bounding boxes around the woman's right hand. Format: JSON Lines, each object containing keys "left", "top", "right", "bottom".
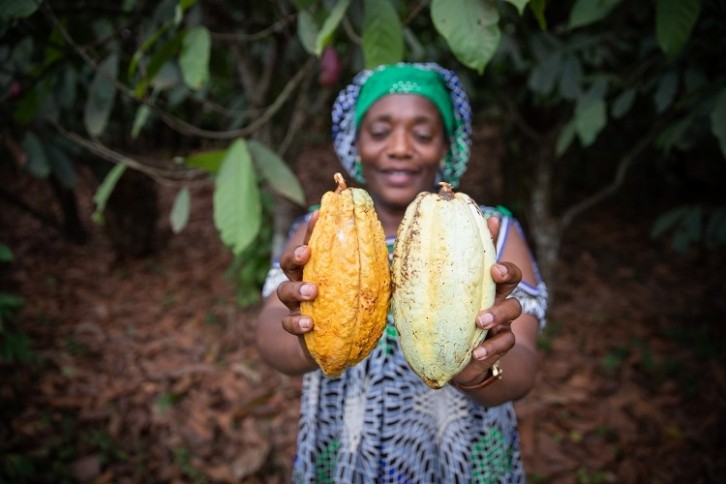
{"left": 275, "top": 211, "right": 319, "bottom": 336}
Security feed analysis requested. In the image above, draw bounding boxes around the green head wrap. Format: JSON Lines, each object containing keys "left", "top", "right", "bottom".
{"left": 353, "top": 64, "right": 455, "bottom": 136}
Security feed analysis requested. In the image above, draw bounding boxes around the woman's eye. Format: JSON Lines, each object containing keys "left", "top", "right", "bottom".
{"left": 413, "top": 131, "right": 433, "bottom": 142}
{"left": 369, "top": 128, "right": 389, "bottom": 139}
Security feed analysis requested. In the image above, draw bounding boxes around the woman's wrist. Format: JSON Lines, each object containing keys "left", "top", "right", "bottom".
{"left": 450, "top": 361, "right": 503, "bottom": 392}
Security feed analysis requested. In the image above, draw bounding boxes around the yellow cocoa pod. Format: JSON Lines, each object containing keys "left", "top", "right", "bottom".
{"left": 301, "top": 173, "right": 391, "bottom": 377}
{"left": 392, "top": 182, "right": 497, "bottom": 389}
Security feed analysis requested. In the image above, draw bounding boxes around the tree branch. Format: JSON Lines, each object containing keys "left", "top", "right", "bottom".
{"left": 560, "top": 120, "right": 665, "bottom": 230}
{"left": 42, "top": 3, "right": 312, "bottom": 141}
{"left": 48, "top": 118, "right": 208, "bottom": 187}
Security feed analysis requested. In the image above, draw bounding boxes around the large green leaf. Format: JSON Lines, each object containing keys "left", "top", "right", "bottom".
{"left": 711, "top": 88, "right": 726, "bottom": 158}
{"left": 575, "top": 98, "right": 606, "bottom": 147}
{"left": 170, "top": 187, "right": 191, "bottom": 234}
{"left": 656, "top": 0, "right": 700, "bottom": 58}
{"left": 567, "top": 0, "right": 621, "bottom": 30}
{"left": 315, "top": 0, "right": 351, "bottom": 56}
{"left": 84, "top": 53, "right": 119, "bottom": 138}
{"left": 92, "top": 164, "right": 127, "bottom": 225}
{"left": 0, "top": 0, "right": 42, "bottom": 20}
{"left": 431, "top": 0, "right": 501, "bottom": 74}
{"left": 214, "top": 139, "right": 262, "bottom": 256}
{"left": 248, "top": 140, "right": 305, "bottom": 206}
{"left": 362, "top": 0, "right": 404, "bottom": 68}
{"left": 21, "top": 132, "right": 49, "bottom": 178}
{"left": 179, "top": 26, "right": 210, "bottom": 90}
{"left": 297, "top": 10, "right": 318, "bottom": 55}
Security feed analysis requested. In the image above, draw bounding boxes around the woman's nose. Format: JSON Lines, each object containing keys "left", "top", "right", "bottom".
{"left": 387, "top": 127, "right": 412, "bottom": 158}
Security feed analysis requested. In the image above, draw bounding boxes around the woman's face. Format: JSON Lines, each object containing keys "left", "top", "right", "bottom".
{"left": 356, "top": 94, "right": 449, "bottom": 210}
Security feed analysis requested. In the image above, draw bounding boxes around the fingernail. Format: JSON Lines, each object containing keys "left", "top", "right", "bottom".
{"left": 478, "top": 312, "right": 495, "bottom": 329}
{"left": 299, "top": 317, "right": 312, "bottom": 331}
{"left": 300, "top": 283, "right": 314, "bottom": 298}
{"left": 294, "top": 246, "right": 306, "bottom": 258}
{"left": 495, "top": 264, "right": 508, "bottom": 277}
{"left": 473, "top": 347, "right": 488, "bottom": 360}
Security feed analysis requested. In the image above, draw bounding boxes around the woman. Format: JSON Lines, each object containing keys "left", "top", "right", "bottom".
{"left": 256, "top": 62, "right": 548, "bottom": 482}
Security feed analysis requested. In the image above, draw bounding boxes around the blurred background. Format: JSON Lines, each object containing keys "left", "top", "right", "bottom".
{"left": 1, "top": 1, "right": 724, "bottom": 482}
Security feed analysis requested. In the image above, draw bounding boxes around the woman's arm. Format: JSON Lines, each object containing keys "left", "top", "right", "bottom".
{"left": 450, "top": 216, "right": 545, "bottom": 407}
{"left": 255, "top": 216, "right": 321, "bottom": 375}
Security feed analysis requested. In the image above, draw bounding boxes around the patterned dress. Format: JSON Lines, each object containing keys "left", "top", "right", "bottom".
{"left": 262, "top": 208, "right": 548, "bottom": 483}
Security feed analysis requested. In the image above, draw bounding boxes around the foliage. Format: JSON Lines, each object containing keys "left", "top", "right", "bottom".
{"left": 0, "top": 0, "right": 535, "bottom": 299}
{"left": 2, "top": 0, "right": 724, "bottom": 296}
{"left": 0, "top": 243, "right": 32, "bottom": 364}
{"left": 467, "top": 0, "right": 726, "bottom": 281}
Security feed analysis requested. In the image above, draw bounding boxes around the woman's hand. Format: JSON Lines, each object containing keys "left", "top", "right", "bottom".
{"left": 450, "top": 216, "right": 523, "bottom": 388}
{"left": 275, "top": 212, "right": 319, "bottom": 336}
{"left": 450, "top": 261, "right": 522, "bottom": 387}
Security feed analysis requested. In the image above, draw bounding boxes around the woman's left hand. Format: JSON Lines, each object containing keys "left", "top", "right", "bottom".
{"left": 449, "top": 220, "right": 524, "bottom": 388}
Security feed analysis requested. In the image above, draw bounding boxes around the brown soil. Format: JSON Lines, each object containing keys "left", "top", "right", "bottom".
{"left": 1, "top": 141, "right": 724, "bottom": 483}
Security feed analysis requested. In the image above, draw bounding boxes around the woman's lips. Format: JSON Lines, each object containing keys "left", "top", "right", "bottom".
{"left": 379, "top": 169, "right": 418, "bottom": 186}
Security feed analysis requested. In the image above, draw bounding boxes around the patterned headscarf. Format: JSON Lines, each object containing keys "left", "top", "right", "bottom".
{"left": 332, "top": 62, "right": 472, "bottom": 188}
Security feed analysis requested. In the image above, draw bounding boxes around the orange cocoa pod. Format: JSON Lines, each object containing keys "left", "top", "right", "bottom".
{"left": 301, "top": 173, "right": 391, "bottom": 377}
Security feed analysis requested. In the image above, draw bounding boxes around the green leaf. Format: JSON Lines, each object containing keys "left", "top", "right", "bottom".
{"left": 656, "top": 0, "right": 700, "bottom": 58}
{"left": 297, "top": 10, "right": 318, "bottom": 55}
{"left": 528, "top": 0, "right": 547, "bottom": 30}
{"left": 134, "top": 32, "right": 184, "bottom": 98}
{"left": 0, "top": 0, "right": 42, "bottom": 20}
{"left": 131, "top": 88, "right": 159, "bottom": 138}
{"left": 503, "top": 0, "right": 529, "bottom": 15}
{"left": 709, "top": 88, "right": 726, "bottom": 158}
{"left": 46, "top": 144, "right": 77, "bottom": 189}
{"left": 92, "top": 164, "right": 127, "bottom": 225}
{"left": 179, "top": 26, "right": 210, "bottom": 90}
{"left": 184, "top": 149, "right": 225, "bottom": 173}
{"left": 315, "top": 0, "right": 350, "bottom": 56}
{"left": 556, "top": 121, "right": 576, "bottom": 156}
{"left": 0, "top": 292, "right": 23, "bottom": 315}
{"left": 528, "top": 50, "right": 562, "bottom": 95}
{"left": 84, "top": 53, "right": 119, "bottom": 138}
{"left": 558, "top": 55, "right": 582, "bottom": 100}
{"left": 654, "top": 70, "right": 678, "bottom": 113}
{"left": 22, "top": 132, "right": 50, "bottom": 178}
{"left": 362, "top": 0, "right": 404, "bottom": 68}
{"left": 214, "top": 139, "right": 262, "bottom": 255}
{"left": 131, "top": 105, "right": 152, "bottom": 139}
{"left": 431, "top": 0, "right": 501, "bottom": 74}
{"left": 170, "top": 187, "right": 191, "bottom": 234}
{"left": 575, "top": 98, "right": 607, "bottom": 147}
{"left": 567, "top": 0, "right": 620, "bottom": 30}
{"left": 650, "top": 205, "right": 690, "bottom": 238}
{"left": 0, "top": 244, "right": 14, "bottom": 262}
{"left": 611, "top": 88, "right": 636, "bottom": 119}
{"left": 248, "top": 140, "right": 306, "bottom": 206}
{"left": 128, "top": 19, "right": 174, "bottom": 80}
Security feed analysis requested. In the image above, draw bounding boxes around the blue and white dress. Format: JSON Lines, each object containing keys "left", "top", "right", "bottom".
{"left": 262, "top": 207, "right": 548, "bottom": 483}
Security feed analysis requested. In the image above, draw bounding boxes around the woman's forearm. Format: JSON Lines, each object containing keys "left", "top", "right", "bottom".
{"left": 256, "top": 304, "right": 319, "bottom": 375}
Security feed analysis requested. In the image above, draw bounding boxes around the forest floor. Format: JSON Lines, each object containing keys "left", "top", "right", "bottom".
{"left": 1, "top": 140, "right": 725, "bottom": 483}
